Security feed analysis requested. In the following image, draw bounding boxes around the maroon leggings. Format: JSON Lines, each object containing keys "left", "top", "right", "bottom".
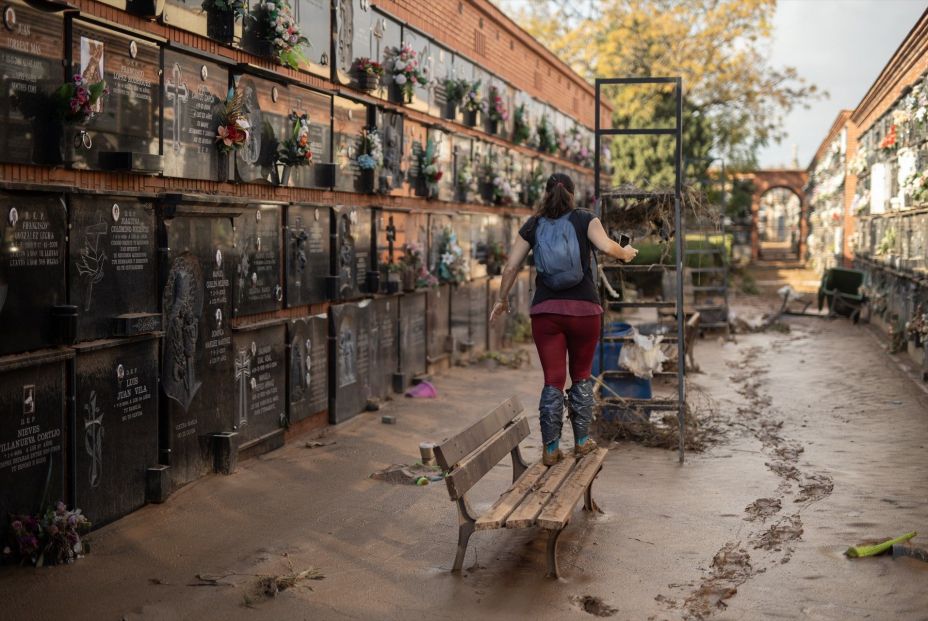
{"left": 531, "top": 313, "right": 601, "bottom": 389}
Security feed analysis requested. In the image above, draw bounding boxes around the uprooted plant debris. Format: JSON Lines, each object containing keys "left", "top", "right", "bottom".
{"left": 600, "top": 182, "right": 717, "bottom": 242}
{"left": 370, "top": 463, "right": 445, "bottom": 485}
{"left": 478, "top": 349, "right": 531, "bottom": 369}
{"left": 570, "top": 594, "right": 618, "bottom": 617}
{"left": 244, "top": 556, "right": 324, "bottom": 606}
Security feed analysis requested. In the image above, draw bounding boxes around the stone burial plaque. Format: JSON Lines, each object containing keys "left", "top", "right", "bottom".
{"left": 427, "top": 212, "right": 454, "bottom": 276}
{"left": 0, "top": 2, "right": 66, "bottom": 167}
{"left": 397, "top": 290, "right": 426, "bottom": 386}
{"left": 370, "top": 8, "right": 400, "bottom": 100}
{"left": 333, "top": 0, "right": 372, "bottom": 86}
{"left": 285, "top": 204, "right": 330, "bottom": 307}
{"left": 161, "top": 211, "right": 236, "bottom": 489}
{"left": 330, "top": 204, "right": 374, "bottom": 300}
{"left": 67, "top": 19, "right": 161, "bottom": 174}
{"left": 231, "top": 322, "right": 286, "bottom": 448}
{"left": 233, "top": 73, "right": 290, "bottom": 185}
{"left": 402, "top": 119, "right": 428, "bottom": 198}
{"left": 69, "top": 195, "right": 159, "bottom": 343}
{"left": 328, "top": 299, "right": 372, "bottom": 424}
{"left": 513, "top": 268, "right": 533, "bottom": 317}
{"left": 450, "top": 278, "right": 470, "bottom": 356}
{"left": 233, "top": 205, "right": 283, "bottom": 317}
{"left": 381, "top": 110, "right": 404, "bottom": 195}
{"left": 469, "top": 213, "right": 489, "bottom": 280}
{"left": 0, "top": 191, "right": 67, "bottom": 356}
{"left": 287, "top": 313, "right": 327, "bottom": 424}
{"left": 429, "top": 127, "right": 453, "bottom": 202}
{"left": 333, "top": 96, "right": 370, "bottom": 193}
{"left": 162, "top": 0, "right": 243, "bottom": 43}
{"left": 427, "top": 284, "right": 451, "bottom": 361}
{"left": 469, "top": 278, "right": 489, "bottom": 354}
{"left": 368, "top": 296, "right": 397, "bottom": 400}
{"left": 294, "top": 0, "right": 332, "bottom": 77}
{"left": 450, "top": 53, "right": 474, "bottom": 125}
{"left": 162, "top": 49, "right": 230, "bottom": 181}
{"left": 427, "top": 40, "right": 452, "bottom": 118}
{"left": 287, "top": 86, "right": 334, "bottom": 189}
{"left": 487, "top": 276, "right": 505, "bottom": 351}
{"left": 0, "top": 349, "right": 70, "bottom": 539}
{"left": 452, "top": 134, "right": 473, "bottom": 202}
{"left": 74, "top": 335, "right": 159, "bottom": 527}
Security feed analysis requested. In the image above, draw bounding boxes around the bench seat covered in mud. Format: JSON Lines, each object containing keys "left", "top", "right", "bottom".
{"left": 433, "top": 396, "right": 608, "bottom": 578}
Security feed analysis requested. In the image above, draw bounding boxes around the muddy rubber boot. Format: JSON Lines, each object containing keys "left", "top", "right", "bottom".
{"left": 539, "top": 385, "right": 566, "bottom": 466}
{"left": 567, "top": 379, "right": 597, "bottom": 457}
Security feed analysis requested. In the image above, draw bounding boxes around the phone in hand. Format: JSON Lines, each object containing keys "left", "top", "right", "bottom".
{"left": 619, "top": 234, "right": 630, "bottom": 247}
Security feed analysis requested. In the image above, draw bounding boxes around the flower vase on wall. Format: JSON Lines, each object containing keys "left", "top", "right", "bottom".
{"left": 462, "top": 109, "right": 478, "bottom": 127}
{"left": 414, "top": 176, "right": 429, "bottom": 197}
{"left": 357, "top": 73, "right": 380, "bottom": 92}
{"left": 444, "top": 101, "right": 457, "bottom": 121}
{"left": 359, "top": 168, "right": 375, "bottom": 193}
{"left": 207, "top": 10, "right": 235, "bottom": 45}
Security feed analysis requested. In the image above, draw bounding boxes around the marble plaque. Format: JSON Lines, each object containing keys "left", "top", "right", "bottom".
{"left": 334, "top": 0, "right": 373, "bottom": 85}
{"left": 287, "top": 313, "right": 327, "bottom": 423}
{"left": 331, "top": 204, "right": 373, "bottom": 300}
{"left": 162, "top": 49, "right": 229, "bottom": 181}
{"left": 162, "top": 0, "right": 243, "bottom": 42}
{"left": 67, "top": 20, "right": 161, "bottom": 172}
{"left": 233, "top": 205, "right": 283, "bottom": 317}
{"left": 294, "top": 0, "right": 331, "bottom": 76}
{"left": 427, "top": 41, "right": 452, "bottom": 118}
{"left": 233, "top": 73, "right": 290, "bottom": 184}
{"left": 333, "top": 96, "right": 370, "bottom": 192}
{"left": 287, "top": 86, "right": 333, "bottom": 189}
{"left": 0, "top": 192, "right": 67, "bottom": 356}
{"left": 231, "top": 323, "right": 286, "bottom": 445}
{"left": 285, "top": 204, "right": 330, "bottom": 307}
{"left": 398, "top": 290, "right": 426, "bottom": 384}
{"left": 74, "top": 336, "right": 158, "bottom": 527}
{"left": 69, "top": 196, "right": 158, "bottom": 342}
{"left": 427, "top": 284, "right": 451, "bottom": 360}
{"left": 399, "top": 27, "right": 429, "bottom": 113}
{"left": 328, "top": 299, "right": 372, "bottom": 423}
{"left": 381, "top": 110, "right": 405, "bottom": 195}
{"left": 368, "top": 296, "right": 397, "bottom": 399}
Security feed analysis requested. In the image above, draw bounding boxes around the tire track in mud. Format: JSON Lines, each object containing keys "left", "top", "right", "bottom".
{"left": 660, "top": 340, "right": 833, "bottom": 620}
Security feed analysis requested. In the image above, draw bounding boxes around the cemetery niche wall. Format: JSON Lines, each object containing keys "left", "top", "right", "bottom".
{"left": 233, "top": 204, "right": 283, "bottom": 317}
{"left": 287, "top": 313, "right": 328, "bottom": 424}
{"left": 159, "top": 206, "right": 236, "bottom": 489}
{"left": 231, "top": 322, "right": 286, "bottom": 450}
{"left": 232, "top": 72, "right": 290, "bottom": 185}
{"left": 330, "top": 204, "right": 375, "bottom": 300}
{"left": 328, "top": 299, "right": 372, "bottom": 424}
{"left": 286, "top": 204, "right": 330, "bottom": 307}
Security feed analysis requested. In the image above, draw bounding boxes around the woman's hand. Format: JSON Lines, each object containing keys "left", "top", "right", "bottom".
{"left": 489, "top": 300, "right": 510, "bottom": 324}
{"left": 618, "top": 244, "right": 638, "bottom": 263}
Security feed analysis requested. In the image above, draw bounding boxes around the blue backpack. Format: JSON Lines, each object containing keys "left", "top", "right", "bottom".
{"left": 533, "top": 214, "right": 584, "bottom": 290}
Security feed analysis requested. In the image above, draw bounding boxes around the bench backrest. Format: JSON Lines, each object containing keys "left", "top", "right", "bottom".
{"left": 435, "top": 396, "right": 527, "bottom": 500}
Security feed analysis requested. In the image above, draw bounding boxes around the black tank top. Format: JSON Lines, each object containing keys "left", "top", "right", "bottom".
{"left": 519, "top": 209, "right": 600, "bottom": 306}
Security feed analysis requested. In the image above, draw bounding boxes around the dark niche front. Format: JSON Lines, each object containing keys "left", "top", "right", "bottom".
{"left": 0, "top": 350, "right": 70, "bottom": 539}
{"left": 231, "top": 323, "right": 286, "bottom": 447}
{"left": 74, "top": 336, "right": 159, "bottom": 527}
{"left": 329, "top": 300, "right": 372, "bottom": 424}
{"left": 333, "top": 96, "right": 370, "bottom": 193}
{"left": 368, "top": 297, "right": 397, "bottom": 400}
{"left": 285, "top": 204, "right": 330, "bottom": 307}
{"left": 161, "top": 211, "right": 236, "bottom": 489}
{"left": 451, "top": 277, "right": 488, "bottom": 357}
{"left": 397, "top": 291, "right": 427, "bottom": 387}
{"left": 287, "top": 87, "right": 333, "bottom": 190}
{"left": 287, "top": 314, "right": 328, "bottom": 424}
{"left": 0, "top": 2, "right": 66, "bottom": 167}
{"left": 67, "top": 19, "right": 161, "bottom": 174}
{"left": 0, "top": 192, "right": 67, "bottom": 356}
{"left": 427, "top": 284, "right": 451, "bottom": 361}
{"left": 232, "top": 73, "right": 290, "bottom": 185}
{"left": 162, "top": 49, "right": 230, "bottom": 181}
{"left": 69, "top": 195, "right": 159, "bottom": 342}
{"left": 233, "top": 205, "right": 283, "bottom": 317}
{"left": 330, "top": 205, "right": 374, "bottom": 300}
{"left": 381, "top": 111, "right": 405, "bottom": 194}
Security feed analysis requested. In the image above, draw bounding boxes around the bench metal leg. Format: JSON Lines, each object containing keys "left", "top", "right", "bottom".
{"left": 583, "top": 467, "right": 602, "bottom": 513}
{"left": 546, "top": 529, "right": 563, "bottom": 579}
{"left": 452, "top": 496, "right": 477, "bottom": 573}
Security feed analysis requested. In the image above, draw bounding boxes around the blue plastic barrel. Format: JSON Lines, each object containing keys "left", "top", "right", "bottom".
{"left": 592, "top": 322, "right": 632, "bottom": 377}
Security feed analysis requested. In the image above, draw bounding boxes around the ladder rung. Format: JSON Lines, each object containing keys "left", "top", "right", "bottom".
{"left": 602, "top": 334, "right": 679, "bottom": 343}
{"left": 596, "top": 397, "right": 682, "bottom": 411}
{"left": 609, "top": 301, "right": 676, "bottom": 309}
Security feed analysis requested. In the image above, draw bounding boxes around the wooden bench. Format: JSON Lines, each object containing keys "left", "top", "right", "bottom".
{"left": 433, "top": 396, "right": 608, "bottom": 578}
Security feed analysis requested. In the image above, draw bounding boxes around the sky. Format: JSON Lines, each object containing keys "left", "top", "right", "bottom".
{"left": 760, "top": 0, "right": 926, "bottom": 168}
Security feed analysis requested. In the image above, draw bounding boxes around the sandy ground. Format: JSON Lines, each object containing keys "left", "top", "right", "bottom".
{"left": 2, "top": 287, "right": 928, "bottom": 621}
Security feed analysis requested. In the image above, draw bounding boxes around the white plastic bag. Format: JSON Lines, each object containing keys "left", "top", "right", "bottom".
{"left": 618, "top": 328, "right": 667, "bottom": 379}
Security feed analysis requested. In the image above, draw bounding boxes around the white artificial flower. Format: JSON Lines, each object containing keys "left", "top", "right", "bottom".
{"left": 394, "top": 74, "right": 407, "bottom": 85}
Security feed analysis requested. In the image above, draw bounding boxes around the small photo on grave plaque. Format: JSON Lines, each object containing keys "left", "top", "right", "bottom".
{"left": 287, "top": 314, "right": 327, "bottom": 424}
{"left": 69, "top": 196, "right": 159, "bottom": 342}
{"left": 330, "top": 205, "right": 374, "bottom": 300}
{"left": 0, "top": 350, "right": 69, "bottom": 539}
{"left": 233, "top": 205, "right": 283, "bottom": 317}
{"left": 67, "top": 19, "right": 161, "bottom": 174}
{"left": 74, "top": 336, "right": 159, "bottom": 527}
{"left": 231, "top": 323, "right": 286, "bottom": 447}
{"left": 285, "top": 204, "right": 330, "bottom": 307}
{"left": 328, "top": 300, "right": 372, "bottom": 424}
{"left": 162, "top": 50, "right": 230, "bottom": 181}
{"left": 0, "top": 192, "right": 67, "bottom": 356}
{"left": 287, "top": 86, "right": 333, "bottom": 189}
{"left": 0, "top": 2, "right": 65, "bottom": 167}
{"left": 161, "top": 211, "right": 236, "bottom": 489}
{"left": 333, "top": 96, "right": 370, "bottom": 193}
{"left": 233, "top": 73, "right": 291, "bottom": 185}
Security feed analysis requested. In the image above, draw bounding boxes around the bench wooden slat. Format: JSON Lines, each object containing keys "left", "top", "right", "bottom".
{"left": 474, "top": 462, "right": 549, "bottom": 531}
{"left": 444, "top": 416, "right": 530, "bottom": 500}
{"left": 434, "top": 397, "right": 523, "bottom": 471}
{"left": 537, "top": 448, "right": 609, "bottom": 530}
{"left": 505, "top": 457, "right": 576, "bottom": 529}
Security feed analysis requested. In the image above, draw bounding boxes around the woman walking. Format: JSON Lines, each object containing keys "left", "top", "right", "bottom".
{"left": 490, "top": 173, "right": 637, "bottom": 465}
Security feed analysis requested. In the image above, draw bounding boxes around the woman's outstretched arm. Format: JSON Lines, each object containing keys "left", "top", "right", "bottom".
{"left": 587, "top": 217, "right": 638, "bottom": 262}
{"left": 489, "top": 236, "right": 531, "bottom": 324}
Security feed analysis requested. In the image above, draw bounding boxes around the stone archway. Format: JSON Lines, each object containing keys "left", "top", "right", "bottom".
{"left": 737, "top": 170, "right": 808, "bottom": 261}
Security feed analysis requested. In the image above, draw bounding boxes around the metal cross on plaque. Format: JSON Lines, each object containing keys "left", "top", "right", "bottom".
{"left": 234, "top": 348, "right": 252, "bottom": 426}
{"left": 165, "top": 63, "right": 190, "bottom": 154}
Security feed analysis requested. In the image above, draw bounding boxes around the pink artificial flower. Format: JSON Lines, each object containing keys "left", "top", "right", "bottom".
{"left": 216, "top": 125, "right": 234, "bottom": 147}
